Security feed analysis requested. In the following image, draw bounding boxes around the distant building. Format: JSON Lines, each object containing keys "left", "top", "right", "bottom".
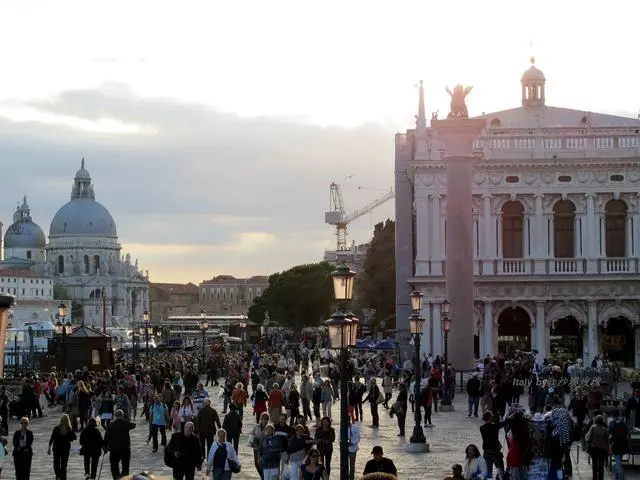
{"left": 199, "top": 275, "right": 269, "bottom": 313}
{"left": 323, "top": 241, "right": 369, "bottom": 272}
{"left": 149, "top": 282, "right": 200, "bottom": 322}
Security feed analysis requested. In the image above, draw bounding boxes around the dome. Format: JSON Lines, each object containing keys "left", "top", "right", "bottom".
{"left": 49, "top": 198, "right": 117, "bottom": 237}
{"left": 521, "top": 56, "right": 545, "bottom": 83}
{"left": 4, "top": 221, "right": 46, "bottom": 248}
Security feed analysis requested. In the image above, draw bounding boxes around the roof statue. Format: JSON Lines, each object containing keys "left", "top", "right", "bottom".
{"left": 446, "top": 84, "right": 473, "bottom": 118}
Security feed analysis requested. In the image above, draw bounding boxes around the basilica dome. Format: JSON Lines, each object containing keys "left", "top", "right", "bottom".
{"left": 48, "top": 159, "right": 118, "bottom": 238}
{"left": 4, "top": 197, "right": 46, "bottom": 248}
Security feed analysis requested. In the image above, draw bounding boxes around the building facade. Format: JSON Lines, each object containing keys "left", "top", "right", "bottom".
{"left": 396, "top": 59, "right": 640, "bottom": 367}
{"left": 45, "top": 160, "right": 149, "bottom": 327}
{"left": 199, "top": 275, "right": 268, "bottom": 314}
{"left": 150, "top": 282, "right": 200, "bottom": 322}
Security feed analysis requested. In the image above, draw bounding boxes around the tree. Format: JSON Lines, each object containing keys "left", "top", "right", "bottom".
{"left": 248, "top": 262, "right": 335, "bottom": 333}
{"left": 53, "top": 285, "right": 69, "bottom": 301}
{"left": 356, "top": 219, "right": 396, "bottom": 330}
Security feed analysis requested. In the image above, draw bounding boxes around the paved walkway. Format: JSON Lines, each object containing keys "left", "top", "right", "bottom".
{"left": 8, "top": 383, "right": 630, "bottom": 479}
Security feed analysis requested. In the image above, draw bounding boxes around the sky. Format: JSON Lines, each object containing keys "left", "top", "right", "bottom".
{"left": 0, "top": 0, "right": 639, "bottom": 283}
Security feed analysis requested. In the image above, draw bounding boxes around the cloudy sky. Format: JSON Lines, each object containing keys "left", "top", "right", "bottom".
{"left": 1, "top": 1, "right": 639, "bottom": 283}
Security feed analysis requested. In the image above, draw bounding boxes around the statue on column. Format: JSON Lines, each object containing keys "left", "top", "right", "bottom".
{"left": 446, "top": 84, "right": 473, "bottom": 118}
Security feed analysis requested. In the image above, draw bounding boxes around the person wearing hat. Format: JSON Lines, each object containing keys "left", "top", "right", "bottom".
{"left": 362, "top": 446, "right": 397, "bottom": 477}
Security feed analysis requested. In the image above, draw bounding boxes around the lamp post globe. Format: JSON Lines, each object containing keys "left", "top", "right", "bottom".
{"left": 58, "top": 302, "right": 68, "bottom": 320}
{"left": 409, "top": 291, "right": 423, "bottom": 312}
{"left": 331, "top": 263, "right": 355, "bottom": 301}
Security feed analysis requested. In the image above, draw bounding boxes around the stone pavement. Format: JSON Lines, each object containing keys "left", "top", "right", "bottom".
{"left": 7, "top": 383, "right": 623, "bottom": 480}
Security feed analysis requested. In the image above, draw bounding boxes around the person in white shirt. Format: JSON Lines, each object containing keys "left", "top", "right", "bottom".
{"left": 347, "top": 416, "right": 360, "bottom": 480}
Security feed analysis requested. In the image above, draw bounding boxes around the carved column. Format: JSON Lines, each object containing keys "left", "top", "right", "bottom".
{"left": 633, "top": 194, "right": 640, "bottom": 257}
{"left": 483, "top": 301, "right": 494, "bottom": 358}
{"left": 431, "top": 195, "right": 443, "bottom": 275}
{"left": 482, "top": 194, "right": 495, "bottom": 274}
{"left": 533, "top": 194, "right": 546, "bottom": 273}
{"left": 626, "top": 215, "right": 633, "bottom": 257}
{"left": 585, "top": 194, "right": 598, "bottom": 273}
{"left": 420, "top": 302, "right": 431, "bottom": 359}
{"left": 535, "top": 301, "right": 547, "bottom": 360}
{"left": 415, "top": 188, "right": 430, "bottom": 275}
{"left": 432, "top": 118, "right": 484, "bottom": 369}
{"left": 587, "top": 302, "right": 598, "bottom": 364}
{"left": 432, "top": 302, "right": 443, "bottom": 357}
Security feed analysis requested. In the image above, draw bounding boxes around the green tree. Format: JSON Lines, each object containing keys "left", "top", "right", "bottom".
{"left": 248, "top": 262, "right": 335, "bottom": 334}
{"left": 356, "top": 219, "right": 396, "bottom": 328}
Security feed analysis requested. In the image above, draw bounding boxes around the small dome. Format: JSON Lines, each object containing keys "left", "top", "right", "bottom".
{"left": 49, "top": 198, "right": 117, "bottom": 237}
{"left": 75, "top": 158, "right": 91, "bottom": 180}
{"left": 521, "top": 56, "right": 545, "bottom": 83}
{"left": 4, "top": 221, "right": 46, "bottom": 249}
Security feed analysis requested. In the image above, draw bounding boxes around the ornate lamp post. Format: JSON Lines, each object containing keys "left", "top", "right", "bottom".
{"left": 326, "top": 263, "right": 357, "bottom": 480}
{"left": 408, "top": 291, "right": 427, "bottom": 450}
{"left": 142, "top": 310, "right": 152, "bottom": 364}
{"left": 239, "top": 321, "right": 247, "bottom": 348}
{"left": 199, "top": 309, "right": 208, "bottom": 373}
{"left": 441, "top": 300, "right": 452, "bottom": 405}
{"left": 55, "top": 302, "right": 73, "bottom": 372}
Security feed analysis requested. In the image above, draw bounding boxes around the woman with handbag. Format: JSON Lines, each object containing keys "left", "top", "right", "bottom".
{"left": 391, "top": 383, "right": 408, "bottom": 437}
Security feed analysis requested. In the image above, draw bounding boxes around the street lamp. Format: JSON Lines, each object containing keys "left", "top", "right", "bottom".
{"left": 199, "top": 311, "right": 208, "bottom": 374}
{"left": 441, "top": 300, "right": 452, "bottom": 405}
{"left": 408, "top": 310, "right": 426, "bottom": 447}
{"left": 327, "top": 262, "right": 356, "bottom": 480}
{"left": 239, "top": 322, "right": 247, "bottom": 348}
{"left": 55, "top": 302, "right": 73, "bottom": 372}
{"left": 142, "top": 310, "right": 151, "bottom": 364}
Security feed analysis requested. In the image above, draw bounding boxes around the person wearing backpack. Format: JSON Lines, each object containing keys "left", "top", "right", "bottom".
{"left": 609, "top": 411, "right": 629, "bottom": 480}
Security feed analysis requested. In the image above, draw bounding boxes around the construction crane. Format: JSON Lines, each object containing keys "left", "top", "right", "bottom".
{"left": 325, "top": 182, "right": 395, "bottom": 251}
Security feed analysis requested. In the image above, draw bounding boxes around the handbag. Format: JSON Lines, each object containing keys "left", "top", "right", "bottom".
{"left": 228, "top": 459, "right": 241, "bottom": 474}
{"left": 376, "top": 390, "right": 384, "bottom": 405}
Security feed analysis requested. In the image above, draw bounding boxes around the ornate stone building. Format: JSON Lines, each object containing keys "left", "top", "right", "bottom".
{"left": 396, "top": 59, "right": 640, "bottom": 367}
{"left": 44, "top": 160, "right": 149, "bottom": 327}
{"left": 199, "top": 275, "right": 268, "bottom": 314}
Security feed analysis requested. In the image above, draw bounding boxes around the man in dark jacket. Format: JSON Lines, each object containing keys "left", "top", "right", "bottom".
{"left": 167, "top": 421, "right": 203, "bottom": 480}
{"left": 363, "top": 446, "right": 397, "bottom": 476}
{"left": 196, "top": 398, "right": 221, "bottom": 459}
{"left": 222, "top": 404, "right": 242, "bottom": 453}
{"left": 466, "top": 373, "right": 482, "bottom": 417}
{"left": 104, "top": 409, "right": 136, "bottom": 479}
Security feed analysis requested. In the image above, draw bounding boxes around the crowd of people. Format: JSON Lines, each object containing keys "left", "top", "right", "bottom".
{"left": 2, "top": 340, "right": 639, "bottom": 480}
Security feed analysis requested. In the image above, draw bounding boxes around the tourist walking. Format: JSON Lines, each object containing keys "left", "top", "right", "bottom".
{"left": 104, "top": 409, "right": 136, "bottom": 479}
{"left": 166, "top": 421, "right": 203, "bottom": 480}
{"left": 48, "top": 413, "right": 77, "bottom": 480}
{"left": 258, "top": 423, "right": 283, "bottom": 480}
{"left": 196, "top": 398, "right": 222, "bottom": 460}
{"left": 12, "top": 417, "right": 34, "bottom": 480}
{"left": 79, "top": 417, "right": 104, "bottom": 480}
{"left": 206, "top": 428, "right": 241, "bottom": 480}
{"left": 222, "top": 404, "right": 243, "bottom": 453}
{"left": 148, "top": 394, "right": 169, "bottom": 452}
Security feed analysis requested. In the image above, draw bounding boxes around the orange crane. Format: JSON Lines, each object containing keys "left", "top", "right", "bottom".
{"left": 324, "top": 182, "right": 395, "bottom": 251}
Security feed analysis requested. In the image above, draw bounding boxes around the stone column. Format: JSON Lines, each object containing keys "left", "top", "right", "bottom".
{"left": 533, "top": 195, "right": 546, "bottom": 274}
{"left": 432, "top": 302, "right": 443, "bottom": 357}
{"left": 420, "top": 303, "right": 431, "bottom": 359}
{"left": 585, "top": 194, "right": 598, "bottom": 273}
{"left": 431, "top": 195, "right": 443, "bottom": 275}
{"left": 0, "top": 294, "right": 15, "bottom": 377}
{"left": 587, "top": 302, "right": 598, "bottom": 364}
{"left": 483, "top": 301, "right": 494, "bottom": 358}
{"left": 432, "top": 118, "right": 484, "bottom": 369}
{"left": 535, "top": 301, "right": 547, "bottom": 360}
{"left": 415, "top": 189, "right": 430, "bottom": 275}
{"left": 481, "top": 195, "right": 495, "bottom": 275}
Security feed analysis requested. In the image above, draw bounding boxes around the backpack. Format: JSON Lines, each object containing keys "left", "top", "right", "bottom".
{"left": 611, "top": 420, "right": 629, "bottom": 452}
{"left": 312, "top": 386, "right": 322, "bottom": 404}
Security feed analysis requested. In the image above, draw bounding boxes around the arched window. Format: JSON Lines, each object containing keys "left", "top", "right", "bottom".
{"left": 84, "top": 255, "right": 90, "bottom": 274}
{"left": 502, "top": 201, "right": 524, "bottom": 258}
{"left": 605, "top": 200, "right": 627, "bottom": 257}
{"left": 57, "top": 255, "right": 64, "bottom": 274}
{"left": 553, "top": 200, "right": 576, "bottom": 258}
{"left": 93, "top": 255, "right": 100, "bottom": 273}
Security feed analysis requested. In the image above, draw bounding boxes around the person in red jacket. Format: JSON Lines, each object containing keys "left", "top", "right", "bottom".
{"left": 268, "top": 383, "right": 284, "bottom": 424}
